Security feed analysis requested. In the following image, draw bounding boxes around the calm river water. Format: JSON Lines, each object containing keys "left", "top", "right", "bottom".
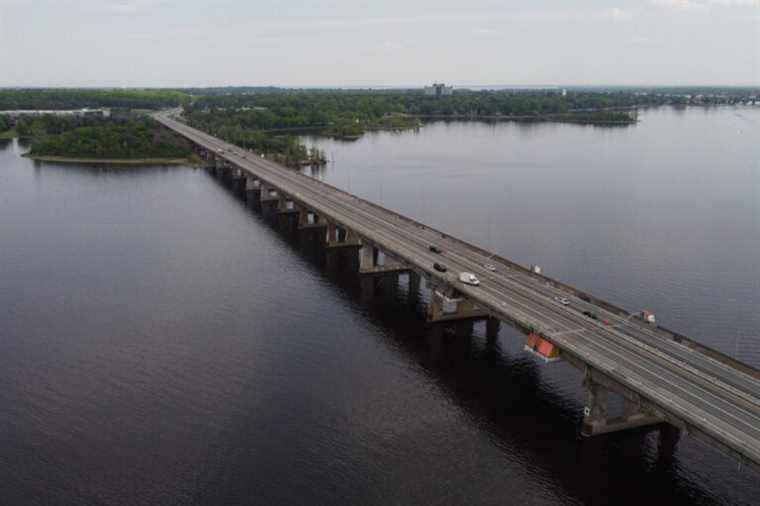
{"left": 0, "top": 107, "right": 758, "bottom": 505}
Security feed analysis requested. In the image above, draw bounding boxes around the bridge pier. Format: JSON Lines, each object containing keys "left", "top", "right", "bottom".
{"left": 407, "top": 271, "right": 421, "bottom": 305}
{"left": 275, "top": 198, "right": 300, "bottom": 232}
{"left": 486, "top": 317, "right": 501, "bottom": 341}
{"left": 427, "top": 284, "right": 487, "bottom": 324}
{"left": 323, "top": 223, "right": 361, "bottom": 272}
{"left": 230, "top": 168, "right": 245, "bottom": 192}
{"left": 581, "top": 367, "right": 664, "bottom": 436}
{"left": 325, "top": 222, "right": 362, "bottom": 249}
{"left": 260, "top": 183, "right": 280, "bottom": 209}
{"left": 245, "top": 177, "right": 261, "bottom": 205}
{"left": 297, "top": 208, "right": 328, "bottom": 247}
{"left": 357, "top": 242, "right": 409, "bottom": 300}
{"left": 358, "top": 243, "right": 408, "bottom": 275}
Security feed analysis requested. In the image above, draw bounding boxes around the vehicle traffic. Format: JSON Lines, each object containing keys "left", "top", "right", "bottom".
{"left": 483, "top": 264, "right": 496, "bottom": 272}
{"left": 429, "top": 245, "right": 443, "bottom": 254}
{"left": 433, "top": 262, "right": 447, "bottom": 272}
{"left": 459, "top": 272, "right": 480, "bottom": 286}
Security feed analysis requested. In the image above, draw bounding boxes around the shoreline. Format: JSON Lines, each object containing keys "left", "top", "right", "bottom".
{"left": 413, "top": 114, "right": 637, "bottom": 125}
{"left": 22, "top": 153, "right": 193, "bottom": 165}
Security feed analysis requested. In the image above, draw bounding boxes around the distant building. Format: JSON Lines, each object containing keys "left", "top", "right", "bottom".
{"left": 424, "top": 83, "right": 453, "bottom": 97}
{"left": 561, "top": 89, "right": 567, "bottom": 97}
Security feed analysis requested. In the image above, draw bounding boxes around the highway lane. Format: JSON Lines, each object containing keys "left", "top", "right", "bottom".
{"left": 438, "top": 246, "right": 760, "bottom": 408}
{"left": 155, "top": 114, "right": 760, "bottom": 466}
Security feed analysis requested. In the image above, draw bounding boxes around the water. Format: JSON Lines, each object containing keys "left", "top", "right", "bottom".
{"left": 0, "top": 106, "right": 757, "bottom": 505}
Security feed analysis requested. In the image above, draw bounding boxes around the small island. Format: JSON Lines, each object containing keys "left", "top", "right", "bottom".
{"left": 18, "top": 116, "right": 194, "bottom": 165}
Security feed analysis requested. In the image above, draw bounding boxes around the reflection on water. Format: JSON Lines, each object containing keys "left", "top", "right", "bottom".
{"left": 0, "top": 108, "right": 758, "bottom": 505}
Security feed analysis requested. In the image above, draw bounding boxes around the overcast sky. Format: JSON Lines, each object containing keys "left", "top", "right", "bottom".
{"left": 1, "top": 0, "right": 758, "bottom": 87}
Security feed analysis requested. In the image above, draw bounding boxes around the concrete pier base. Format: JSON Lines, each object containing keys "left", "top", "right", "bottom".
{"left": 325, "top": 245, "right": 361, "bottom": 272}
{"left": 581, "top": 369, "right": 664, "bottom": 436}
{"left": 427, "top": 286, "right": 488, "bottom": 324}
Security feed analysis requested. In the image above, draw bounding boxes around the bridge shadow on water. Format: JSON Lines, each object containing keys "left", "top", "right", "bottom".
{"left": 208, "top": 169, "right": 727, "bottom": 506}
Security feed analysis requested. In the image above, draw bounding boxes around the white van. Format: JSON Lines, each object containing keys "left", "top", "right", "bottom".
{"left": 459, "top": 272, "right": 480, "bottom": 286}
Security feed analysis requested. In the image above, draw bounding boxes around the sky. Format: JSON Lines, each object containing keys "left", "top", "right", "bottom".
{"left": 1, "top": 0, "right": 759, "bottom": 87}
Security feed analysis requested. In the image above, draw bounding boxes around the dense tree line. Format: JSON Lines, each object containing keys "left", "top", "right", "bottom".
{"left": 183, "top": 90, "right": 647, "bottom": 162}
{"left": 186, "top": 89, "right": 655, "bottom": 122}
{"left": 0, "top": 89, "right": 189, "bottom": 111}
{"left": 27, "top": 116, "right": 191, "bottom": 159}
{"left": 0, "top": 115, "right": 9, "bottom": 132}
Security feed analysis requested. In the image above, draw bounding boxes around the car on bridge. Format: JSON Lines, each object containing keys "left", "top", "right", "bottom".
{"left": 433, "top": 262, "right": 447, "bottom": 273}
{"left": 459, "top": 272, "right": 480, "bottom": 286}
{"left": 429, "top": 245, "right": 443, "bottom": 254}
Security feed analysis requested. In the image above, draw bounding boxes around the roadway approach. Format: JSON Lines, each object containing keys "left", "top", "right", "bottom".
{"left": 154, "top": 111, "right": 760, "bottom": 474}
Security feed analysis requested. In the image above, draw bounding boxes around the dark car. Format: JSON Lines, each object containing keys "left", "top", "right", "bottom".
{"left": 433, "top": 262, "right": 447, "bottom": 273}
{"left": 583, "top": 311, "right": 599, "bottom": 320}
{"left": 429, "top": 245, "right": 443, "bottom": 254}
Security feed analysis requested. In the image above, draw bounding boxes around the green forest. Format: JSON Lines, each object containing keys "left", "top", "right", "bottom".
{"left": 182, "top": 89, "right": 644, "bottom": 163}
{"left": 0, "top": 115, "right": 12, "bottom": 138}
{"left": 187, "top": 89, "right": 648, "bottom": 122}
{"left": 0, "top": 89, "right": 189, "bottom": 111}
{"left": 6, "top": 86, "right": 753, "bottom": 164}
{"left": 25, "top": 116, "right": 192, "bottom": 160}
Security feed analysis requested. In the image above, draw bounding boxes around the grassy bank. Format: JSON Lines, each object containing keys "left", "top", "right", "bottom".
{"left": 22, "top": 154, "right": 192, "bottom": 165}
{"left": 0, "top": 129, "right": 16, "bottom": 139}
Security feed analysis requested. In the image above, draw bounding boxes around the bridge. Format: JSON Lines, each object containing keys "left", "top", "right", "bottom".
{"left": 154, "top": 111, "right": 760, "bottom": 473}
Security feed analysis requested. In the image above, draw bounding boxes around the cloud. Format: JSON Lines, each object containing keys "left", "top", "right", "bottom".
{"left": 472, "top": 27, "right": 500, "bottom": 36}
{"left": 649, "top": 0, "right": 707, "bottom": 10}
{"left": 707, "top": 0, "right": 759, "bottom": 5}
{"left": 605, "top": 7, "right": 634, "bottom": 21}
{"left": 380, "top": 40, "right": 404, "bottom": 51}
{"left": 649, "top": 0, "right": 758, "bottom": 9}
{"left": 98, "top": 0, "right": 174, "bottom": 16}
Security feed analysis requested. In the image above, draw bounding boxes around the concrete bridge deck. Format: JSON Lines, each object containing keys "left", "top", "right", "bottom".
{"left": 155, "top": 112, "right": 760, "bottom": 472}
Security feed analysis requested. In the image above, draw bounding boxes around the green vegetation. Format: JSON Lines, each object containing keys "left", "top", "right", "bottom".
{"left": 0, "top": 115, "right": 13, "bottom": 138}
{"left": 187, "top": 89, "right": 645, "bottom": 122}
{"left": 24, "top": 116, "right": 192, "bottom": 161}
{"left": 7, "top": 86, "right": 755, "bottom": 167}
{"left": 183, "top": 89, "right": 645, "bottom": 163}
{"left": 0, "top": 89, "right": 189, "bottom": 111}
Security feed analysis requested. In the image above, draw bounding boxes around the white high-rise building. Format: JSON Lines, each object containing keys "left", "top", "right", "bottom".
{"left": 424, "top": 83, "right": 453, "bottom": 97}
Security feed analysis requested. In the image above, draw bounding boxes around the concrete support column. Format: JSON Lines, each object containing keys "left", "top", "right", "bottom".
{"left": 260, "top": 183, "right": 279, "bottom": 204}
{"left": 583, "top": 378, "right": 609, "bottom": 431}
{"left": 581, "top": 368, "right": 664, "bottom": 436}
{"left": 245, "top": 177, "right": 260, "bottom": 192}
{"left": 326, "top": 223, "right": 362, "bottom": 250}
{"left": 486, "top": 317, "right": 501, "bottom": 341}
{"left": 427, "top": 286, "right": 488, "bottom": 323}
{"left": 360, "top": 275, "right": 378, "bottom": 302}
{"left": 276, "top": 200, "right": 300, "bottom": 232}
{"left": 326, "top": 221, "right": 338, "bottom": 244}
{"left": 297, "top": 208, "right": 328, "bottom": 248}
{"left": 360, "top": 244, "right": 376, "bottom": 271}
{"left": 408, "top": 271, "right": 421, "bottom": 302}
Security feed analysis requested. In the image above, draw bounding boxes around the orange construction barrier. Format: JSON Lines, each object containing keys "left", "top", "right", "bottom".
{"left": 524, "top": 332, "right": 561, "bottom": 363}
